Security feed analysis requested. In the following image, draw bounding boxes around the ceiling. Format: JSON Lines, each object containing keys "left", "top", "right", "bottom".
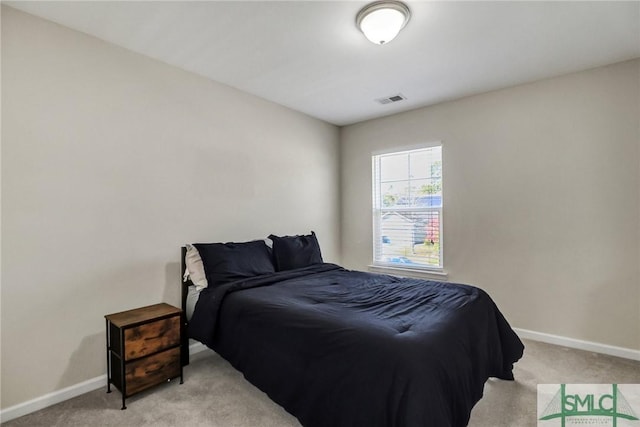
{"left": 5, "top": 1, "right": 640, "bottom": 126}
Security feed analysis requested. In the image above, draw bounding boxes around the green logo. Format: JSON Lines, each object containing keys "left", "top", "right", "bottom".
{"left": 539, "top": 384, "right": 639, "bottom": 427}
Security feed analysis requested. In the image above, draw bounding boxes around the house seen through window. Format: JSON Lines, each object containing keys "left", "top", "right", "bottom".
{"left": 372, "top": 145, "right": 442, "bottom": 269}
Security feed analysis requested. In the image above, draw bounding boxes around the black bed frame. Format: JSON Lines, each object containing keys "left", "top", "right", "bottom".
{"left": 180, "top": 246, "right": 192, "bottom": 367}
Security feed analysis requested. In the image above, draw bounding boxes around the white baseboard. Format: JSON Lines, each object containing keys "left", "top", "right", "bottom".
{"left": 513, "top": 327, "right": 640, "bottom": 361}
{"left": 188, "top": 341, "right": 211, "bottom": 361}
{"left": 0, "top": 374, "right": 107, "bottom": 423}
{"left": 0, "top": 342, "right": 211, "bottom": 423}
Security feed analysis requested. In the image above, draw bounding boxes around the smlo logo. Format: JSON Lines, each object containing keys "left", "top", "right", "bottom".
{"left": 538, "top": 384, "right": 640, "bottom": 427}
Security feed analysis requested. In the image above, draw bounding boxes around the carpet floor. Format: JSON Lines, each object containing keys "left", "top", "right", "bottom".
{"left": 3, "top": 339, "right": 639, "bottom": 427}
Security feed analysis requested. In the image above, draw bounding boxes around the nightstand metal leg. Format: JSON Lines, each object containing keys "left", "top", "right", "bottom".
{"left": 120, "top": 332, "right": 126, "bottom": 409}
{"left": 106, "top": 319, "right": 111, "bottom": 393}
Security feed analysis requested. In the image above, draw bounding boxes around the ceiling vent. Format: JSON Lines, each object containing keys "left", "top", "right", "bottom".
{"left": 376, "top": 94, "right": 407, "bottom": 105}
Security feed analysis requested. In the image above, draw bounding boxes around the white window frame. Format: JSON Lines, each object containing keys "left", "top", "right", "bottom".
{"left": 371, "top": 144, "right": 444, "bottom": 273}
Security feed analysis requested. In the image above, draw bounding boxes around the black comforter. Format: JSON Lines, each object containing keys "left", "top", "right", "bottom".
{"left": 189, "top": 264, "right": 524, "bottom": 427}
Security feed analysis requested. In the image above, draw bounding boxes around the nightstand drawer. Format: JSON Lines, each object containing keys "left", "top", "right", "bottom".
{"left": 124, "top": 316, "right": 180, "bottom": 361}
{"left": 125, "top": 346, "right": 181, "bottom": 395}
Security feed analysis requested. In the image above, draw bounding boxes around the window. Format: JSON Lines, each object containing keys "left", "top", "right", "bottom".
{"left": 372, "top": 146, "right": 442, "bottom": 270}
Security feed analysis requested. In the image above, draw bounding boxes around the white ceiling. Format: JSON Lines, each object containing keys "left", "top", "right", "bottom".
{"left": 5, "top": 1, "right": 640, "bottom": 126}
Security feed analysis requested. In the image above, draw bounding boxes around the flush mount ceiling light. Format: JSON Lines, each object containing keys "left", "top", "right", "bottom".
{"left": 356, "top": 1, "right": 411, "bottom": 45}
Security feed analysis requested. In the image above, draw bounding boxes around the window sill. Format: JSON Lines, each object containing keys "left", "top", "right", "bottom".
{"left": 368, "top": 265, "right": 449, "bottom": 281}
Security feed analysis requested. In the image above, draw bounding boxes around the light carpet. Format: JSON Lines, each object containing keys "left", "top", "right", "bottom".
{"left": 3, "top": 339, "right": 639, "bottom": 427}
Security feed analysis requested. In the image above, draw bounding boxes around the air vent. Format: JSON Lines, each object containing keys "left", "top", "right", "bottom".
{"left": 376, "top": 94, "right": 407, "bottom": 105}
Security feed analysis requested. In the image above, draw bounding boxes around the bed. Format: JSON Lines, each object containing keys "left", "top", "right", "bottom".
{"left": 181, "top": 233, "right": 524, "bottom": 427}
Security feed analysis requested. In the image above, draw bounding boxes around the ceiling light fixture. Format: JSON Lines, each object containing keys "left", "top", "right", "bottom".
{"left": 356, "top": 1, "right": 411, "bottom": 45}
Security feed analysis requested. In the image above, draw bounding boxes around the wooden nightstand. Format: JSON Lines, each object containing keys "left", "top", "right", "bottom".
{"left": 105, "top": 303, "right": 183, "bottom": 409}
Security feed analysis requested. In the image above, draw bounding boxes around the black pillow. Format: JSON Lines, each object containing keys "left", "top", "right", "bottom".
{"left": 193, "top": 240, "right": 275, "bottom": 287}
{"left": 269, "top": 231, "right": 323, "bottom": 271}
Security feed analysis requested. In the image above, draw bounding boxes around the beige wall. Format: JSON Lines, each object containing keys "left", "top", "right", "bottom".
{"left": 341, "top": 59, "right": 640, "bottom": 351}
{"left": 1, "top": 7, "right": 340, "bottom": 409}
